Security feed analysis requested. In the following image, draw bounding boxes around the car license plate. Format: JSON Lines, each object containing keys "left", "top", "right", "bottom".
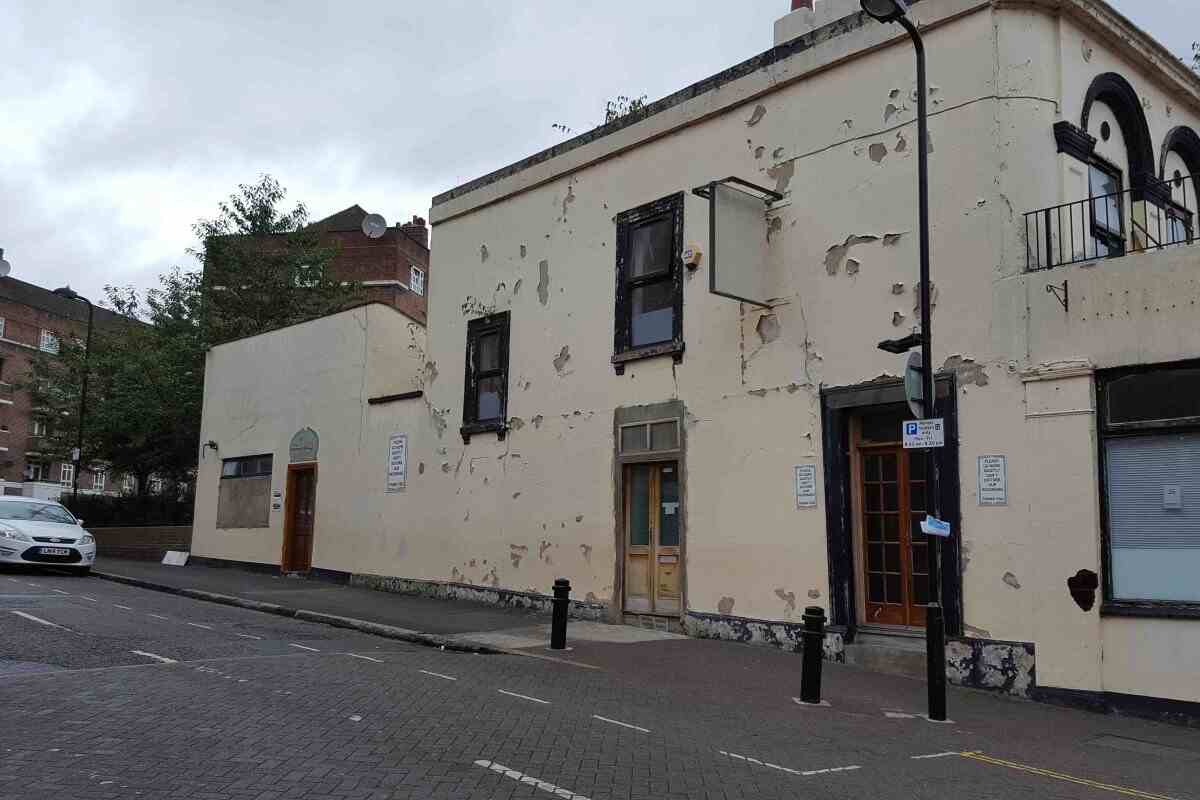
{"left": 40, "top": 547, "right": 71, "bottom": 556}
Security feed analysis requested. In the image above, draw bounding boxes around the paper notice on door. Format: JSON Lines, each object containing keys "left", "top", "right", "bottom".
{"left": 662, "top": 502, "right": 678, "bottom": 516}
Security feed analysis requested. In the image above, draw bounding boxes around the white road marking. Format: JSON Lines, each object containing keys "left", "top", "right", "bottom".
{"left": 348, "top": 714, "right": 363, "bottom": 722}
{"left": 236, "top": 633, "right": 262, "bottom": 640}
{"left": 51, "top": 589, "right": 70, "bottom": 595}
{"left": 475, "top": 760, "right": 591, "bottom": 800}
{"left": 130, "top": 650, "right": 176, "bottom": 664}
{"left": 592, "top": 715, "right": 650, "bottom": 733}
{"left": 345, "top": 653, "right": 383, "bottom": 663}
{"left": 6, "top": 577, "right": 20, "bottom": 582}
{"left": 26, "top": 582, "right": 40, "bottom": 587}
{"left": 498, "top": 689, "right": 550, "bottom": 705}
{"left": 289, "top": 643, "right": 320, "bottom": 652}
{"left": 719, "top": 751, "right": 861, "bottom": 778}
{"left": 885, "top": 711, "right": 918, "bottom": 719}
{"left": 911, "top": 752, "right": 960, "bottom": 760}
{"left": 113, "top": 605, "right": 132, "bottom": 610}
{"left": 148, "top": 613, "right": 169, "bottom": 620}
{"left": 79, "top": 595, "right": 97, "bottom": 602}
{"left": 186, "top": 622, "right": 214, "bottom": 630}
{"left": 419, "top": 669, "right": 457, "bottom": 681}
{"left": 11, "top": 610, "right": 73, "bottom": 632}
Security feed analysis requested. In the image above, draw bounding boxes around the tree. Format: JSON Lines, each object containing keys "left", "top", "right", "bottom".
{"left": 604, "top": 94, "right": 648, "bottom": 125}
{"left": 195, "top": 175, "right": 361, "bottom": 345}
{"left": 1193, "top": 42, "right": 1198, "bottom": 72}
{"left": 23, "top": 175, "right": 362, "bottom": 494}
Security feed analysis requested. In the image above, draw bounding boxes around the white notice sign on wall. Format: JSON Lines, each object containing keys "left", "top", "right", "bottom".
{"left": 795, "top": 464, "right": 817, "bottom": 509}
{"left": 386, "top": 433, "right": 408, "bottom": 493}
{"left": 271, "top": 488, "right": 283, "bottom": 512}
{"left": 977, "top": 455, "right": 1007, "bottom": 506}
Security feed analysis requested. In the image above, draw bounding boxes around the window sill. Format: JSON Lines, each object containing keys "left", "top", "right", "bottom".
{"left": 1101, "top": 601, "right": 1200, "bottom": 620}
{"left": 460, "top": 420, "right": 507, "bottom": 444}
{"left": 612, "top": 340, "right": 684, "bottom": 375}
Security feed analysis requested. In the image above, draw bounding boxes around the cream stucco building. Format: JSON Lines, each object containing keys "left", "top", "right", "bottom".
{"left": 192, "top": 0, "right": 1200, "bottom": 716}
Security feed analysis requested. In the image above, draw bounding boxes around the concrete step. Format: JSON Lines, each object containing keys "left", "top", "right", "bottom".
{"left": 843, "top": 632, "right": 928, "bottom": 680}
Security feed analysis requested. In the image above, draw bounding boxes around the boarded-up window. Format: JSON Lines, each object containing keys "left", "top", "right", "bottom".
{"left": 217, "top": 454, "right": 273, "bottom": 529}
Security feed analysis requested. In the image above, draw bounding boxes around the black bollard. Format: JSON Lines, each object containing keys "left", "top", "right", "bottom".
{"left": 550, "top": 578, "right": 571, "bottom": 650}
{"left": 800, "top": 605, "right": 826, "bottom": 704}
{"left": 926, "top": 603, "right": 946, "bottom": 720}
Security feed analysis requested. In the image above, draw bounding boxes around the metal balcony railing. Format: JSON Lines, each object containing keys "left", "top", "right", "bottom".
{"left": 1024, "top": 173, "right": 1197, "bottom": 271}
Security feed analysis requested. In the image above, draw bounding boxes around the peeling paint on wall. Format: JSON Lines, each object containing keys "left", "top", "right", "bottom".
{"left": 538, "top": 540, "right": 553, "bottom": 563}
{"left": 537, "top": 260, "right": 551, "bottom": 306}
{"left": 1002, "top": 572, "right": 1021, "bottom": 590}
{"left": 767, "top": 216, "right": 783, "bottom": 242}
{"left": 717, "top": 596, "right": 736, "bottom": 615}
{"left": 754, "top": 145, "right": 765, "bottom": 159}
{"left": 509, "top": 544, "right": 528, "bottom": 568}
{"left": 508, "top": 417, "right": 525, "bottom": 431}
{"left": 892, "top": 311, "right": 906, "bottom": 327}
{"left": 520, "top": 244, "right": 527, "bottom": 259}
{"left": 480, "top": 244, "right": 489, "bottom": 262}
{"left": 532, "top": 414, "right": 544, "bottom": 429}
{"left": 418, "top": 462, "right": 425, "bottom": 475}
{"left": 552, "top": 346, "right": 571, "bottom": 375}
{"left": 579, "top": 543, "right": 592, "bottom": 563}
{"left": 892, "top": 282, "right": 906, "bottom": 295}
{"left": 943, "top": 355, "right": 990, "bottom": 387}
{"left": 845, "top": 258, "right": 861, "bottom": 276}
{"left": 766, "top": 159, "right": 795, "bottom": 194}
{"left": 882, "top": 232, "right": 905, "bottom": 246}
{"left": 771, "top": 146, "right": 784, "bottom": 159}
{"left": 755, "top": 313, "right": 780, "bottom": 345}
{"left": 823, "top": 234, "right": 879, "bottom": 275}
{"left": 512, "top": 278, "right": 522, "bottom": 296}
{"left": 774, "top": 588, "right": 797, "bottom": 616}
{"left": 868, "top": 142, "right": 888, "bottom": 163}
{"left": 746, "top": 104, "right": 767, "bottom": 126}
{"left": 807, "top": 588, "right": 821, "bottom": 599}
{"left": 561, "top": 184, "right": 576, "bottom": 221}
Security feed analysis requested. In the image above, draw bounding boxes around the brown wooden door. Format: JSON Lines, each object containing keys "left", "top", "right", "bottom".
{"left": 623, "top": 461, "right": 682, "bottom": 615}
{"left": 860, "top": 447, "right": 930, "bottom": 627}
{"left": 283, "top": 465, "right": 317, "bottom": 572}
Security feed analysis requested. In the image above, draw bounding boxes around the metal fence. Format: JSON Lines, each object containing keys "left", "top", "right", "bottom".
{"left": 1025, "top": 173, "right": 1196, "bottom": 271}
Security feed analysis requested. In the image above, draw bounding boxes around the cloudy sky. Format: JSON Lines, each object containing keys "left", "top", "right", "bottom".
{"left": 1, "top": 1, "right": 1193, "bottom": 304}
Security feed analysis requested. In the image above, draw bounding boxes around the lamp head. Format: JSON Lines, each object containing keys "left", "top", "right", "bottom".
{"left": 861, "top": 0, "right": 909, "bottom": 23}
{"left": 52, "top": 286, "right": 80, "bottom": 301}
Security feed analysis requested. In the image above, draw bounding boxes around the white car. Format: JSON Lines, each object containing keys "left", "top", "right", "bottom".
{"left": 0, "top": 496, "right": 96, "bottom": 575}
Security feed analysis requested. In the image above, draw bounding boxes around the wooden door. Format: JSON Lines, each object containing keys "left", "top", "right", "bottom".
{"left": 859, "top": 447, "right": 930, "bottom": 627}
{"left": 623, "top": 461, "right": 682, "bottom": 615}
{"left": 283, "top": 465, "right": 317, "bottom": 572}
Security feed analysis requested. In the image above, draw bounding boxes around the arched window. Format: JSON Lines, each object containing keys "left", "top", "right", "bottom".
{"left": 1159, "top": 126, "right": 1200, "bottom": 244}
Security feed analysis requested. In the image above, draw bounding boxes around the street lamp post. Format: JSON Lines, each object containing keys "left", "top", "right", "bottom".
{"left": 861, "top": 0, "right": 947, "bottom": 722}
{"left": 51, "top": 287, "right": 94, "bottom": 505}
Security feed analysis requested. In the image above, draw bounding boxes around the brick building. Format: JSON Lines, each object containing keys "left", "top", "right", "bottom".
{"left": 0, "top": 276, "right": 129, "bottom": 500}
{"left": 309, "top": 206, "right": 430, "bottom": 325}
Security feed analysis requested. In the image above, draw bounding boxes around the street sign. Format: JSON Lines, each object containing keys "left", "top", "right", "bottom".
{"left": 903, "top": 351, "right": 925, "bottom": 419}
{"left": 920, "top": 515, "right": 952, "bottom": 538}
{"left": 902, "top": 419, "right": 944, "bottom": 449}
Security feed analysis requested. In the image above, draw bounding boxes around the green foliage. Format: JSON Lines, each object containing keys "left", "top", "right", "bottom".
{"left": 604, "top": 94, "right": 648, "bottom": 125}
{"left": 22, "top": 175, "right": 362, "bottom": 491}
{"left": 194, "top": 175, "right": 362, "bottom": 345}
{"left": 1193, "top": 42, "right": 1199, "bottom": 72}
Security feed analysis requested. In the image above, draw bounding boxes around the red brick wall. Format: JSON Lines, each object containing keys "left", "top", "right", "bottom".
{"left": 324, "top": 225, "right": 429, "bottom": 325}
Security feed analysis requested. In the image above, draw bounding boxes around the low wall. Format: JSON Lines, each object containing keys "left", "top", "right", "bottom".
{"left": 92, "top": 525, "right": 192, "bottom": 560}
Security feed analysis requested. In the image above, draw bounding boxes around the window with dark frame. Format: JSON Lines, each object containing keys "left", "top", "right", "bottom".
{"left": 461, "top": 311, "right": 510, "bottom": 443}
{"left": 220, "top": 454, "right": 274, "bottom": 479}
{"left": 1088, "top": 159, "right": 1125, "bottom": 257}
{"left": 1098, "top": 362, "right": 1200, "bottom": 612}
{"left": 613, "top": 192, "right": 684, "bottom": 373}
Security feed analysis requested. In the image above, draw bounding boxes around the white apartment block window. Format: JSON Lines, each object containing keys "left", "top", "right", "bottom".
{"left": 40, "top": 330, "right": 60, "bottom": 354}
{"left": 0, "top": 317, "right": 6, "bottom": 338}
{"left": 31, "top": 419, "right": 48, "bottom": 437}
{"left": 60, "top": 463, "right": 74, "bottom": 487}
{"left": 93, "top": 470, "right": 107, "bottom": 492}
{"left": 123, "top": 474, "right": 136, "bottom": 493}
{"left": 149, "top": 476, "right": 164, "bottom": 494}
{"left": 25, "top": 462, "right": 50, "bottom": 481}
{"left": 410, "top": 266, "right": 425, "bottom": 296}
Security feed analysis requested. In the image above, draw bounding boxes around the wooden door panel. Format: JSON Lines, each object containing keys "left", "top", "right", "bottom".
{"left": 860, "top": 446, "right": 926, "bottom": 627}
{"left": 283, "top": 466, "right": 317, "bottom": 573}
{"left": 623, "top": 461, "right": 682, "bottom": 616}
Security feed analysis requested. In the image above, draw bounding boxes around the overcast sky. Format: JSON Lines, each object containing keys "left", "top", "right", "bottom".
{"left": 1, "top": 1, "right": 1193, "bottom": 305}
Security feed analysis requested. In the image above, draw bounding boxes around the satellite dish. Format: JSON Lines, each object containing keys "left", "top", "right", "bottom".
{"left": 361, "top": 213, "right": 388, "bottom": 239}
{"left": 0, "top": 249, "right": 10, "bottom": 277}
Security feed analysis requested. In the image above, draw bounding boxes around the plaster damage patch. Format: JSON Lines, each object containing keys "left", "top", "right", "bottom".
{"left": 579, "top": 544, "right": 592, "bottom": 563}
{"left": 746, "top": 104, "right": 767, "bottom": 126}
{"left": 480, "top": 244, "right": 489, "bottom": 262}
{"left": 537, "top": 260, "right": 551, "bottom": 306}
{"left": 774, "top": 588, "right": 797, "bottom": 616}
{"left": 766, "top": 159, "right": 795, "bottom": 194}
{"left": 824, "top": 234, "right": 879, "bottom": 275}
{"left": 845, "top": 258, "right": 861, "bottom": 276}
{"left": 869, "top": 143, "right": 888, "bottom": 163}
{"left": 882, "top": 232, "right": 905, "bottom": 246}
{"left": 520, "top": 244, "right": 527, "bottom": 258}
{"left": 943, "top": 355, "right": 989, "bottom": 387}
{"left": 532, "top": 414, "right": 544, "bottom": 429}
{"left": 892, "top": 282, "right": 906, "bottom": 295}
{"left": 1002, "top": 572, "right": 1021, "bottom": 590}
{"left": 717, "top": 596, "right": 736, "bottom": 615}
{"left": 755, "top": 313, "right": 781, "bottom": 345}
{"left": 552, "top": 346, "right": 571, "bottom": 375}
{"left": 509, "top": 544, "right": 528, "bottom": 568}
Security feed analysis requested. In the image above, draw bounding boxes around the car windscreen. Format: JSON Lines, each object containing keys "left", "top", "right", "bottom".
{"left": 0, "top": 502, "right": 76, "bottom": 524}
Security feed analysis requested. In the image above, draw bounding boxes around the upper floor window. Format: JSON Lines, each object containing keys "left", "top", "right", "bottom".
{"left": 0, "top": 318, "right": 6, "bottom": 338}
{"left": 410, "top": 266, "right": 425, "bottom": 296}
{"left": 460, "top": 311, "right": 509, "bottom": 443}
{"left": 1088, "top": 159, "right": 1124, "bottom": 258}
{"left": 39, "top": 330, "right": 60, "bottom": 354}
{"left": 613, "top": 193, "right": 684, "bottom": 373}
{"left": 123, "top": 474, "right": 136, "bottom": 493}
{"left": 25, "top": 462, "right": 50, "bottom": 482}
{"left": 93, "top": 470, "right": 107, "bottom": 492}
{"left": 31, "top": 419, "right": 48, "bottom": 437}
{"left": 60, "top": 463, "right": 74, "bottom": 487}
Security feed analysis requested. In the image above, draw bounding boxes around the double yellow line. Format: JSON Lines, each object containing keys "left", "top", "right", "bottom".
{"left": 960, "top": 751, "right": 1184, "bottom": 800}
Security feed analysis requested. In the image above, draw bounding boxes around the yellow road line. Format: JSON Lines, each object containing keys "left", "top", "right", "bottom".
{"left": 960, "top": 751, "right": 1182, "bottom": 800}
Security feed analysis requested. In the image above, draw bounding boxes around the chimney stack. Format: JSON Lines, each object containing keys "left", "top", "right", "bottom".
{"left": 400, "top": 215, "right": 428, "bottom": 248}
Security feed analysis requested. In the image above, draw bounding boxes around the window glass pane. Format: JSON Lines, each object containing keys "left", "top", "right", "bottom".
{"left": 650, "top": 421, "right": 678, "bottom": 450}
{"left": 1106, "top": 368, "right": 1200, "bottom": 426}
{"left": 620, "top": 425, "right": 647, "bottom": 452}
{"left": 257, "top": 456, "right": 273, "bottom": 476}
{"left": 1107, "top": 432, "right": 1200, "bottom": 602}
{"left": 477, "top": 332, "right": 501, "bottom": 373}
{"left": 630, "top": 217, "right": 673, "bottom": 278}
{"left": 476, "top": 376, "right": 503, "bottom": 421}
{"left": 630, "top": 282, "right": 674, "bottom": 346}
{"left": 628, "top": 465, "right": 651, "bottom": 546}
{"left": 659, "top": 464, "right": 679, "bottom": 546}
{"left": 1089, "top": 164, "right": 1122, "bottom": 234}
{"left": 222, "top": 461, "right": 239, "bottom": 477}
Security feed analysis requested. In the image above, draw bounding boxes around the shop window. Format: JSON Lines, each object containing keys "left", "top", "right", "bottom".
{"left": 612, "top": 193, "right": 684, "bottom": 372}
{"left": 461, "top": 311, "right": 510, "bottom": 443}
{"left": 1099, "top": 363, "right": 1200, "bottom": 609}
